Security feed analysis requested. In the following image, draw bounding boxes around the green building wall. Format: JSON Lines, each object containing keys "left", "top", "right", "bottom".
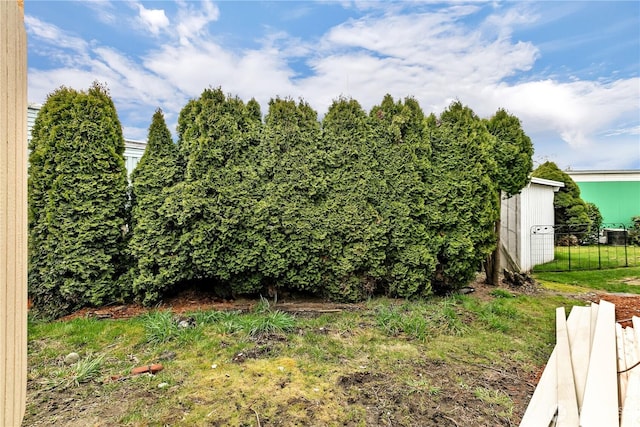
{"left": 576, "top": 181, "right": 640, "bottom": 226}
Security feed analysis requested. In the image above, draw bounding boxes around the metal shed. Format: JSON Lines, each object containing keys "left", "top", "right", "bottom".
{"left": 500, "top": 177, "right": 564, "bottom": 272}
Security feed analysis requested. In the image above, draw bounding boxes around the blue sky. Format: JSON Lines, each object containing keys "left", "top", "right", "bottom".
{"left": 25, "top": 1, "right": 640, "bottom": 170}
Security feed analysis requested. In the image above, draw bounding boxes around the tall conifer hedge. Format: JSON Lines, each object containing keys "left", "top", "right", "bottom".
{"left": 28, "top": 83, "right": 129, "bottom": 318}
{"left": 129, "top": 109, "right": 182, "bottom": 304}
{"left": 28, "top": 84, "right": 536, "bottom": 309}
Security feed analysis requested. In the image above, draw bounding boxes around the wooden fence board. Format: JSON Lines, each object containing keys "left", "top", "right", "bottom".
{"left": 567, "top": 306, "right": 590, "bottom": 411}
{"left": 520, "top": 345, "right": 558, "bottom": 427}
{"left": 618, "top": 323, "right": 629, "bottom": 409}
{"left": 589, "top": 302, "right": 599, "bottom": 352}
{"left": 621, "top": 318, "right": 640, "bottom": 427}
{"left": 555, "top": 307, "right": 579, "bottom": 426}
{"left": 0, "top": 2, "right": 28, "bottom": 426}
{"left": 580, "top": 300, "right": 618, "bottom": 427}
{"left": 621, "top": 326, "right": 639, "bottom": 424}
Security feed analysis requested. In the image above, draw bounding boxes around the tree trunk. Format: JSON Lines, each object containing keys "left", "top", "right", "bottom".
{"left": 485, "top": 218, "right": 501, "bottom": 286}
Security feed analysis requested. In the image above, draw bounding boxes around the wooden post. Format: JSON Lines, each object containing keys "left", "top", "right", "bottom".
{"left": 0, "top": 0, "right": 28, "bottom": 425}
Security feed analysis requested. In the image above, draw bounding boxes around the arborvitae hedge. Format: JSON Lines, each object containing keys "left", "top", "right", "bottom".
{"left": 318, "top": 98, "right": 389, "bottom": 301}
{"left": 127, "top": 92, "right": 535, "bottom": 304}
{"left": 426, "top": 102, "right": 499, "bottom": 290}
{"left": 129, "top": 109, "right": 182, "bottom": 304}
{"left": 160, "top": 88, "right": 264, "bottom": 297}
{"left": 369, "top": 95, "right": 436, "bottom": 298}
{"left": 256, "top": 98, "right": 325, "bottom": 294}
{"left": 28, "top": 83, "right": 129, "bottom": 318}
{"left": 28, "top": 84, "right": 535, "bottom": 310}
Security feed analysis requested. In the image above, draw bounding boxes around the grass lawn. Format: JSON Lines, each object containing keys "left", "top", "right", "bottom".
{"left": 24, "top": 268, "right": 640, "bottom": 426}
{"left": 534, "top": 244, "right": 640, "bottom": 272}
{"left": 25, "top": 290, "right": 580, "bottom": 427}
{"left": 534, "top": 266, "right": 640, "bottom": 294}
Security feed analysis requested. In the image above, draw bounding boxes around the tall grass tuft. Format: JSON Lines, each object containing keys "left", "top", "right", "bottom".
{"left": 374, "top": 298, "right": 468, "bottom": 341}
{"left": 143, "top": 310, "right": 181, "bottom": 344}
{"left": 246, "top": 311, "right": 296, "bottom": 337}
{"left": 43, "top": 353, "right": 105, "bottom": 390}
{"left": 71, "top": 353, "right": 104, "bottom": 386}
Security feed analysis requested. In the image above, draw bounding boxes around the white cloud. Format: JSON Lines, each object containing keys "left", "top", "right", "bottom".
{"left": 83, "top": 0, "right": 118, "bottom": 25}
{"left": 136, "top": 4, "right": 170, "bottom": 35}
{"left": 25, "top": 16, "right": 88, "bottom": 54}
{"left": 174, "top": 0, "right": 220, "bottom": 46}
{"left": 26, "top": 2, "right": 639, "bottom": 169}
{"left": 487, "top": 78, "right": 640, "bottom": 148}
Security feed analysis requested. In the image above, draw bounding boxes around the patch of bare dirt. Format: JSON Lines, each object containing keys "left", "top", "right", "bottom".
{"left": 336, "top": 358, "right": 536, "bottom": 427}
{"left": 24, "top": 381, "right": 159, "bottom": 427}
{"left": 586, "top": 293, "right": 640, "bottom": 328}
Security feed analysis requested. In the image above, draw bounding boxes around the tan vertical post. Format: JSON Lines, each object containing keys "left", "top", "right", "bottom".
{"left": 0, "top": 0, "right": 28, "bottom": 425}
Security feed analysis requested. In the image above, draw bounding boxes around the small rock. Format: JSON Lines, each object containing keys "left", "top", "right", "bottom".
{"left": 158, "top": 351, "right": 176, "bottom": 361}
{"left": 176, "top": 316, "right": 196, "bottom": 328}
{"left": 157, "top": 382, "right": 169, "bottom": 389}
{"left": 64, "top": 352, "right": 80, "bottom": 365}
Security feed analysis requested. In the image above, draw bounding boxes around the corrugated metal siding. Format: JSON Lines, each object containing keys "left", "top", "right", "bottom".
{"left": 500, "top": 191, "right": 520, "bottom": 267}
{"left": 501, "top": 181, "right": 559, "bottom": 272}
{"left": 520, "top": 182, "right": 556, "bottom": 271}
{"left": 0, "top": 1, "right": 28, "bottom": 425}
{"left": 123, "top": 139, "right": 147, "bottom": 177}
{"left": 26, "top": 104, "right": 40, "bottom": 146}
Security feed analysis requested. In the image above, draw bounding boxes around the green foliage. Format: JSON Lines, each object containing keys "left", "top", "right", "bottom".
{"left": 426, "top": 102, "right": 499, "bottom": 291}
{"left": 163, "top": 88, "right": 265, "bottom": 298}
{"left": 245, "top": 311, "right": 296, "bottom": 337}
{"left": 44, "top": 353, "right": 105, "bottom": 390}
{"left": 255, "top": 98, "right": 325, "bottom": 294}
{"left": 630, "top": 215, "right": 640, "bottom": 246}
{"left": 28, "top": 82, "right": 130, "bottom": 318}
{"left": 489, "top": 289, "right": 514, "bottom": 298}
{"left": 374, "top": 299, "right": 467, "bottom": 340}
{"left": 129, "top": 109, "right": 183, "bottom": 304}
{"left": 70, "top": 353, "right": 105, "bottom": 386}
{"left": 485, "top": 109, "right": 533, "bottom": 198}
{"left": 369, "top": 95, "right": 436, "bottom": 298}
{"left": 584, "top": 202, "right": 603, "bottom": 243}
{"left": 319, "top": 97, "right": 388, "bottom": 301}
{"left": 29, "top": 83, "right": 535, "bottom": 308}
{"left": 142, "top": 311, "right": 182, "bottom": 344}
{"left": 532, "top": 161, "right": 590, "bottom": 229}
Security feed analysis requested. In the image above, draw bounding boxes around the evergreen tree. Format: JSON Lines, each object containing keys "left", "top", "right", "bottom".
{"left": 369, "top": 94, "right": 436, "bottom": 297}
{"left": 426, "top": 102, "right": 499, "bottom": 292}
{"left": 257, "top": 98, "right": 325, "bottom": 295}
{"left": 129, "top": 109, "right": 183, "bottom": 304}
{"left": 585, "top": 202, "right": 603, "bottom": 244}
{"left": 483, "top": 109, "right": 534, "bottom": 284}
{"left": 163, "top": 88, "right": 263, "bottom": 297}
{"left": 319, "top": 98, "right": 388, "bottom": 301}
{"left": 28, "top": 83, "right": 129, "bottom": 318}
{"left": 532, "top": 161, "right": 590, "bottom": 229}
